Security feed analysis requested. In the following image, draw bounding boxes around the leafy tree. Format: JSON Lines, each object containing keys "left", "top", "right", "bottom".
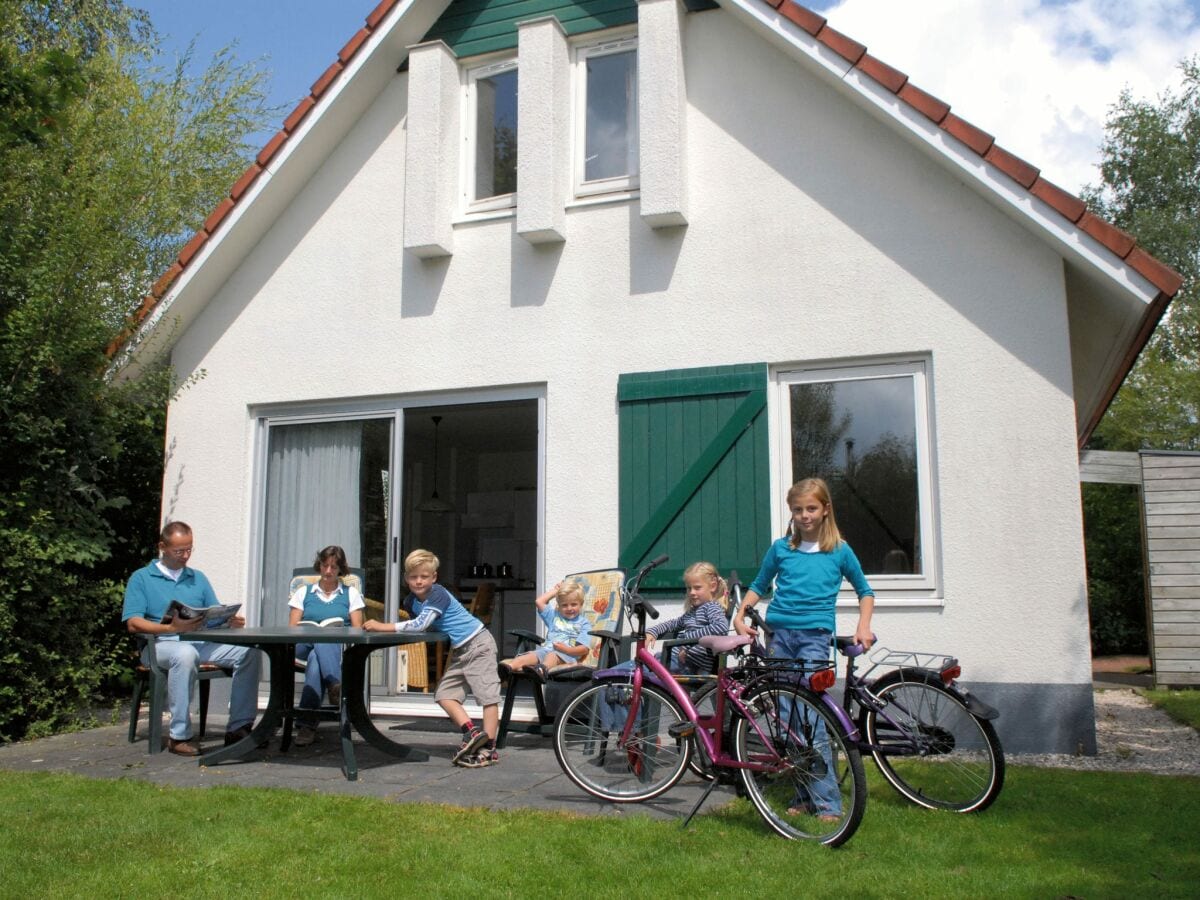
{"left": 0, "top": 0, "right": 271, "bottom": 740}
{"left": 1084, "top": 56, "right": 1200, "bottom": 451}
{"left": 1079, "top": 57, "right": 1200, "bottom": 655}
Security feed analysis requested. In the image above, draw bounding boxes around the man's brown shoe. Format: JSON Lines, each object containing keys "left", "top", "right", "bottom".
{"left": 224, "top": 724, "right": 269, "bottom": 748}
{"left": 167, "top": 738, "right": 200, "bottom": 757}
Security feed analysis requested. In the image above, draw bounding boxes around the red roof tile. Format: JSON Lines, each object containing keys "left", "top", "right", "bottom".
{"left": 1030, "top": 177, "right": 1086, "bottom": 222}
{"left": 176, "top": 230, "right": 208, "bottom": 268}
{"left": 283, "top": 96, "right": 317, "bottom": 133}
{"left": 942, "top": 113, "right": 993, "bottom": 156}
{"left": 778, "top": 1, "right": 825, "bottom": 35}
{"left": 816, "top": 25, "right": 866, "bottom": 65}
{"left": 229, "top": 163, "right": 263, "bottom": 202}
{"left": 984, "top": 145, "right": 1039, "bottom": 189}
{"left": 365, "top": 0, "right": 398, "bottom": 29}
{"left": 255, "top": 129, "right": 289, "bottom": 167}
{"left": 1126, "top": 246, "right": 1184, "bottom": 296}
{"left": 311, "top": 61, "right": 345, "bottom": 99}
{"left": 339, "top": 27, "right": 371, "bottom": 63}
{"left": 150, "top": 263, "right": 183, "bottom": 299}
{"left": 898, "top": 82, "right": 950, "bottom": 124}
{"left": 1079, "top": 212, "right": 1137, "bottom": 259}
{"left": 203, "top": 197, "right": 236, "bottom": 234}
{"left": 856, "top": 53, "right": 907, "bottom": 94}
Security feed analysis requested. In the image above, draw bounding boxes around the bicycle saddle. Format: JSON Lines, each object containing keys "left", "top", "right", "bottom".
{"left": 699, "top": 634, "right": 753, "bottom": 653}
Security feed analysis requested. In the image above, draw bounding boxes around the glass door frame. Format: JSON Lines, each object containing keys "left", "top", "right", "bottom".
{"left": 246, "top": 385, "right": 547, "bottom": 701}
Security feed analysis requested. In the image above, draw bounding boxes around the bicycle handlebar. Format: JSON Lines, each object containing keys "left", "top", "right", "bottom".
{"left": 627, "top": 555, "right": 668, "bottom": 624}
{"left": 744, "top": 605, "right": 767, "bottom": 632}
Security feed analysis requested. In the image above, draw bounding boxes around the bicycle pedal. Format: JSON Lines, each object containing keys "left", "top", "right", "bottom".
{"left": 668, "top": 722, "right": 696, "bottom": 739}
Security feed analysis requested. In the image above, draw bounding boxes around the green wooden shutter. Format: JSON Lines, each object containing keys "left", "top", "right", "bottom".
{"left": 618, "top": 363, "right": 771, "bottom": 590}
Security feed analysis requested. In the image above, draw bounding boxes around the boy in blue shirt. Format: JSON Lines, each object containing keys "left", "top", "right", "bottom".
{"left": 364, "top": 548, "right": 502, "bottom": 767}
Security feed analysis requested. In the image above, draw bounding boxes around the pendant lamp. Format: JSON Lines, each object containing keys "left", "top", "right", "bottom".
{"left": 417, "top": 415, "right": 454, "bottom": 513}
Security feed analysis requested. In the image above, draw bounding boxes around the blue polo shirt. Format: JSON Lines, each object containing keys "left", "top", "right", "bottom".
{"left": 121, "top": 560, "right": 220, "bottom": 640}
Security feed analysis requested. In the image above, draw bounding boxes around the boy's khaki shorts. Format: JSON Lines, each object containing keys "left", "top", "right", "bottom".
{"left": 435, "top": 629, "right": 501, "bottom": 707}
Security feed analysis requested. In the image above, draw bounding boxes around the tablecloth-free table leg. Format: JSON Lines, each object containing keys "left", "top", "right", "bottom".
{"left": 341, "top": 644, "right": 431, "bottom": 770}
{"left": 197, "top": 642, "right": 289, "bottom": 767}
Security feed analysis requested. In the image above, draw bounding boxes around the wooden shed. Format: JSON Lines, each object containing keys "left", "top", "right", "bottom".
{"left": 1080, "top": 449, "right": 1200, "bottom": 687}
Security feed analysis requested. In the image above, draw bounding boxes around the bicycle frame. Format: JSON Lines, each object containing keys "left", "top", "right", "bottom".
{"left": 602, "top": 622, "right": 859, "bottom": 776}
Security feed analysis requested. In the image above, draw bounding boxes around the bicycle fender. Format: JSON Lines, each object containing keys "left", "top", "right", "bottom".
{"left": 961, "top": 690, "right": 1000, "bottom": 720}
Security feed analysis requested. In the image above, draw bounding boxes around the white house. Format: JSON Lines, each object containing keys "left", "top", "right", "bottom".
{"left": 117, "top": 0, "right": 1182, "bottom": 752}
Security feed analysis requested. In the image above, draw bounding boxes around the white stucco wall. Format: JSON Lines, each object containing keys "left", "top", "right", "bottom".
{"left": 162, "top": 9, "right": 1090, "bottom": 697}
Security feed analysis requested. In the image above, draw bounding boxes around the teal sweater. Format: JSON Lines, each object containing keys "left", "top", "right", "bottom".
{"left": 748, "top": 538, "right": 874, "bottom": 632}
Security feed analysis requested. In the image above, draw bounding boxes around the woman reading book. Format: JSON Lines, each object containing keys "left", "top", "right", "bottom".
{"left": 287, "top": 545, "right": 365, "bottom": 746}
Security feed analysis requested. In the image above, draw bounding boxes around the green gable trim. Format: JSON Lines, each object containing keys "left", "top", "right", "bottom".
{"left": 618, "top": 364, "right": 772, "bottom": 591}
{"left": 424, "top": 0, "right": 638, "bottom": 60}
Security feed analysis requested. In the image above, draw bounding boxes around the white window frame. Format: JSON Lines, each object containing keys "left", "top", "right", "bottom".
{"left": 572, "top": 33, "right": 639, "bottom": 198}
{"left": 773, "top": 359, "right": 940, "bottom": 598}
{"left": 461, "top": 56, "right": 518, "bottom": 215}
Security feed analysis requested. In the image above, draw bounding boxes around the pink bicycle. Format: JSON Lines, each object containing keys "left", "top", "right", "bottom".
{"left": 552, "top": 556, "right": 867, "bottom": 846}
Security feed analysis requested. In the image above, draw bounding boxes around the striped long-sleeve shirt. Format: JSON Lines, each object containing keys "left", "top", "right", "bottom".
{"left": 648, "top": 601, "right": 729, "bottom": 674}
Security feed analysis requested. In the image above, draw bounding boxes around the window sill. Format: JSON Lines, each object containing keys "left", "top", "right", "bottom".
{"left": 453, "top": 207, "right": 516, "bottom": 227}
{"left": 835, "top": 596, "right": 945, "bottom": 608}
{"left": 566, "top": 189, "right": 639, "bottom": 211}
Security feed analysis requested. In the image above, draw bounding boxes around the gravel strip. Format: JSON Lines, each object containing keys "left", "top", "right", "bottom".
{"left": 1009, "top": 689, "right": 1200, "bottom": 776}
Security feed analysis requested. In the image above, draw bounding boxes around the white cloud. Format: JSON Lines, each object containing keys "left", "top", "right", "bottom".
{"left": 809, "top": 0, "right": 1200, "bottom": 193}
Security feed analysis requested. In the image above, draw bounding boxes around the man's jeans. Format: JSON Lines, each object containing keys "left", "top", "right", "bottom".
{"left": 144, "top": 638, "right": 261, "bottom": 740}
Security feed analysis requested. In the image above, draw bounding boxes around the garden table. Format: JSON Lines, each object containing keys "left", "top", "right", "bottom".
{"left": 181, "top": 626, "right": 446, "bottom": 780}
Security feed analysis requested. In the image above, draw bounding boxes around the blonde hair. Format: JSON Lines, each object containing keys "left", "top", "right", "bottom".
{"left": 683, "top": 561, "right": 729, "bottom": 612}
{"left": 404, "top": 548, "right": 440, "bottom": 574}
{"left": 786, "top": 478, "right": 843, "bottom": 553}
{"left": 556, "top": 582, "right": 585, "bottom": 606}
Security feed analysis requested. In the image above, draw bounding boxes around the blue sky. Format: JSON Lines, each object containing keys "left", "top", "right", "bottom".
{"left": 132, "top": 0, "right": 1200, "bottom": 193}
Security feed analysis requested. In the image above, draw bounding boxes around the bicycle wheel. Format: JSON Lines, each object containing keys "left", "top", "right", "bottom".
{"left": 553, "top": 679, "right": 691, "bottom": 802}
{"left": 862, "top": 670, "right": 1005, "bottom": 812}
{"left": 734, "top": 681, "right": 866, "bottom": 846}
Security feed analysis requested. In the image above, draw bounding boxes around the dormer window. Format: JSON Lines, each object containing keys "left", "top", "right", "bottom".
{"left": 465, "top": 59, "right": 518, "bottom": 212}
{"left": 575, "top": 36, "right": 638, "bottom": 197}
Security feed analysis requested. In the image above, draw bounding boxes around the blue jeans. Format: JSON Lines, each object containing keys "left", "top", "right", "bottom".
{"left": 295, "top": 642, "right": 344, "bottom": 725}
{"left": 144, "top": 638, "right": 261, "bottom": 740}
{"left": 768, "top": 627, "right": 839, "bottom": 815}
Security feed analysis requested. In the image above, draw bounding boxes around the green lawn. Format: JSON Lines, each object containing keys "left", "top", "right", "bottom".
{"left": 1142, "top": 688, "right": 1200, "bottom": 730}
{"left": 1, "top": 765, "right": 1197, "bottom": 898}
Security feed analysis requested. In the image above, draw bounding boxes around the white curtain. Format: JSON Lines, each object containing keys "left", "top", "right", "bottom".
{"left": 261, "top": 421, "right": 363, "bottom": 626}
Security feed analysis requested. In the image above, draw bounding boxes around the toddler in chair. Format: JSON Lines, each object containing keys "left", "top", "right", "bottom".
{"left": 499, "top": 580, "right": 591, "bottom": 679}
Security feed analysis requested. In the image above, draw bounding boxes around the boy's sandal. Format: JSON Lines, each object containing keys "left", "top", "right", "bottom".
{"left": 452, "top": 728, "right": 489, "bottom": 764}
{"left": 529, "top": 663, "right": 549, "bottom": 684}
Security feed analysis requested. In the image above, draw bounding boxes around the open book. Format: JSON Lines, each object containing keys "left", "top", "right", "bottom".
{"left": 161, "top": 600, "right": 242, "bottom": 629}
{"left": 298, "top": 617, "right": 347, "bottom": 627}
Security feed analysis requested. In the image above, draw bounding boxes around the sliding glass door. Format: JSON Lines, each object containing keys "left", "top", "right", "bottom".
{"left": 260, "top": 417, "right": 394, "bottom": 629}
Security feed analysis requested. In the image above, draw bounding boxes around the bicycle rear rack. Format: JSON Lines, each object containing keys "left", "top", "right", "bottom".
{"left": 860, "top": 646, "right": 957, "bottom": 681}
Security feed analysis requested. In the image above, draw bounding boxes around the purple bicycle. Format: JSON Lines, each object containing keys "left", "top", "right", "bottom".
{"left": 734, "top": 605, "right": 1005, "bottom": 813}
{"left": 551, "top": 556, "right": 867, "bottom": 846}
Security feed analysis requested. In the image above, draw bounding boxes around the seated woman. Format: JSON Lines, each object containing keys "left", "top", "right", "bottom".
{"left": 289, "top": 545, "right": 364, "bottom": 746}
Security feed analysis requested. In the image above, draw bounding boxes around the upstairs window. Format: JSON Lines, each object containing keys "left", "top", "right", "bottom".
{"left": 465, "top": 59, "right": 518, "bottom": 212}
{"left": 575, "top": 36, "right": 638, "bottom": 197}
